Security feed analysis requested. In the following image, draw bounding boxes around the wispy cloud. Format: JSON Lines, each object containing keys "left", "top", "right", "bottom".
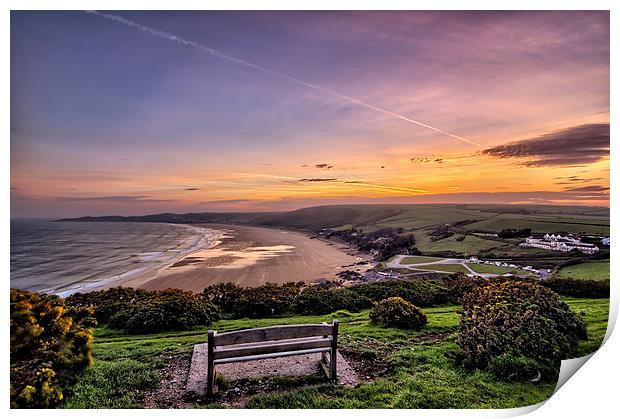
{"left": 299, "top": 178, "right": 338, "bottom": 182}
{"left": 53, "top": 195, "right": 174, "bottom": 203}
{"left": 314, "top": 163, "right": 334, "bottom": 170}
{"left": 85, "top": 10, "right": 482, "bottom": 147}
{"left": 483, "top": 123, "right": 609, "bottom": 167}
{"left": 563, "top": 185, "right": 609, "bottom": 192}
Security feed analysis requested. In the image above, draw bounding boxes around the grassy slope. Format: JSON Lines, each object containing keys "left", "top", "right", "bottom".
{"left": 467, "top": 263, "right": 529, "bottom": 275}
{"left": 556, "top": 260, "right": 610, "bottom": 281}
{"left": 399, "top": 255, "right": 443, "bottom": 264}
{"left": 261, "top": 204, "right": 608, "bottom": 256}
{"left": 409, "top": 263, "right": 470, "bottom": 274}
{"left": 64, "top": 298, "right": 609, "bottom": 409}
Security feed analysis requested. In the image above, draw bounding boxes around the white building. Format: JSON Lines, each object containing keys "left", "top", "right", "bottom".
{"left": 602, "top": 237, "right": 610, "bottom": 246}
{"left": 521, "top": 234, "right": 599, "bottom": 254}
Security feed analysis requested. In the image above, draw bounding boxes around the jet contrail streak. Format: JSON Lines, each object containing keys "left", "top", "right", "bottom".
{"left": 85, "top": 10, "right": 483, "bottom": 148}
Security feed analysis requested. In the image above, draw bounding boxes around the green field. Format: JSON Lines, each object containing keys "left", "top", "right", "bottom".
{"left": 399, "top": 255, "right": 444, "bottom": 264}
{"left": 413, "top": 231, "right": 505, "bottom": 255}
{"left": 259, "top": 204, "right": 608, "bottom": 257}
{"left": 467, "top": 263, "right": 528, "bottom": 275}
{"left": 63, "top": 298, "right": 608, "bottom": 409}
{"left": 409, "top": 263, "right": 470, "bottom": 274}
{"left": 556, "top": 260, "right": 610, "bottom": 282}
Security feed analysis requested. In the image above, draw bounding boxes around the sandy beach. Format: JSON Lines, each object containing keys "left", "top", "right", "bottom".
{"left": 123, "top": 224, "right": 369, "bottom": 293}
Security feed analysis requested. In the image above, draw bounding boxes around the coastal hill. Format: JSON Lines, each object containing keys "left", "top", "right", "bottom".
{"left": 59, "top": 203, "right": 610, "bottom": 233}
{"left": 59, "top": 204, "right": 610, "bottom": 257}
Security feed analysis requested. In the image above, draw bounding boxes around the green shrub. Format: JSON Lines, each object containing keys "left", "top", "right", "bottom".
{"left": 108, "top": 289, "right": 219, "bottom": 334}
{"left": 369, "top": 297, "right": 428, "bottom": 330}
{"left": 295, "top": 286, "right": 372, "bottom": 314}
{"left": 202, "top": 282, "right": 244, "bottom": 313}
{"left": 542, "top": 277, "right": 609, "bottom": 298}
{"left": 441, "top": 273, "right": 485, "bottom": 303}
{"left": 233, "top": 282, "right": 303, "bottom": 318}
{"left": 487, "top": 352, "right": 543, "bottom": 382}
{"left": 456, "top": 280, "right": 587, "bottom": 380}
{"left": 66, "top": 287, "right": 151, "bottom": 323}
{"left": 350, "top": 279, "right": 449, "bottom": 307}
{"left": 10, "top": 289, "right": 95, "bottom": 408}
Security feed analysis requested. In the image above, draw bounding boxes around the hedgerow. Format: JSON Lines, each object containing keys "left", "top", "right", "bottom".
{"left": 542, "top": 277, "right": 609, "bottom": 299}
{"left": 67, "top": 287, "right": 219, "bottom": 334}
{"left": 295, "top": 286, "right": 372, "bottom": 314}
{"left": 202, "top": 282, "right": 244, "bottom": 313}
{"left": 369, "top": 297, "right": 427, "bottom": 330}
{"left": 65, "top": 287, "right": 151, "bottom": 323}
{"left": 107, "top": 289, "right": 220, "bottom": 334}
{"left": 456, "top": 281, "right": 587, "bottom": 381}
{"left": 233, "top": 282, "right": 303, "bottom": 318}
{"left": 349, "top": 279, "right": 450, "bottom": 307}
{"left": 10, "top": 289, "right": 95, "bottom": 408}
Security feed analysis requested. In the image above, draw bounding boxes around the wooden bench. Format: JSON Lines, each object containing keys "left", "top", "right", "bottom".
{"left": 205, "top": 320, "right": 339, "bottom": 395}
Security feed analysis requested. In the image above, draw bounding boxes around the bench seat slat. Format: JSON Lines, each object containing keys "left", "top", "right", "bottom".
{"left": 213, "top": 336, "right": 331, "bottom": 360}
{"left": 213, "top": 347, "right": 330, "bottom": 365}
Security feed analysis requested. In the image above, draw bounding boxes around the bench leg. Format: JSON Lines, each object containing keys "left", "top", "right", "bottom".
{"left": 207, "top": 330, "right": 215, "bottom": 396}
{"left": 330, "top": 320, "right": 338, "bottom": 383}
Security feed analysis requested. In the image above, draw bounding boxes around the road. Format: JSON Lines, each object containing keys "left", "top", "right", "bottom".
{"left": 385, "top": 255, "right": 538, "bottom": 279}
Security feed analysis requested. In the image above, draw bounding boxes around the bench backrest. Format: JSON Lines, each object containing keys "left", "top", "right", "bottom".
{"left": 209, "top": 321, "right": 338, "bottom": 364}
{"left": 213, "top": 323, "right": 333, "bottom": 346}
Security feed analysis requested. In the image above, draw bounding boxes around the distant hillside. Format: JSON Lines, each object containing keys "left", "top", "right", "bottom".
{"left": 59, "top": 203, "right": 610, "bottom": 234}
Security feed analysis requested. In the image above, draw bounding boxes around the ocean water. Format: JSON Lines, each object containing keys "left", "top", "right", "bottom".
{"left": 10, "top": 219, "right": 219, "bottom": 296}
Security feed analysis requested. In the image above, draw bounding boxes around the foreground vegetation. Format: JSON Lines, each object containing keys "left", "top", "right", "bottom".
{"left": 60, "top": 295, "right": 608, "bottom": 409}
{"left": 12, "top": 268, "right": 610, "bottom": 409}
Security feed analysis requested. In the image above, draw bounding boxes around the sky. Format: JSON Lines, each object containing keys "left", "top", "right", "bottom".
{"left": 11, "top": 11, "right": 610, "bottom": 217}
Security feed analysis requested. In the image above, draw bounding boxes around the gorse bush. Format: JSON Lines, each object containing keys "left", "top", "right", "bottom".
{"left": 350, "top": 279, "right": 450, "bottom": 307}
{"left": 542, "top": 277, "right": 609, "bottom": 298}
{"left": 202, "top": 279, "right": 452, "bottom": 318}
{"left": 66, "top": 287, "right": 151, "bottom": 323}
{"left": 295, "top": 286, "right": 372, "bottom": 314}
{"left": 456, "top": 281, "right": 587, "bottom": 381}
{"left": 202, "top": 282, "right": 244, "bottom": 313}
{"left": 233, "top": 282, "right": 303, "bottom": 318}
{"left": 67, "top": 287, "right": 219, "bottom": 334}
{"left": 10, "top": 289, "right": 95, "bottom": 408}
{"left": 108, "top": 289, "right": 220, "bottom": 334}
{"left": 369, "top": 297, "right": 427, "bottom": 330}
{"left": 441, "top": 273, "right": 486, "bottom": 303}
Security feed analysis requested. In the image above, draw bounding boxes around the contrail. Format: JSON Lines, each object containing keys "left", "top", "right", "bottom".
{"left": 85, "top": 10, "right": 483, "bottom": 148}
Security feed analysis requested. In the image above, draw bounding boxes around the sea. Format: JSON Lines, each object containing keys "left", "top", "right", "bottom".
{"left": 10, "top": 219, "right": 221, "bottom": 296}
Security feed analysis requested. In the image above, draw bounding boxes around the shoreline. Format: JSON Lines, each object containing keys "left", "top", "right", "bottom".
{"left": 121, "top": 223, "right": 371, "bottom": 293}
{"left": 55, "top": 224, "right": 225, "bottom": 297}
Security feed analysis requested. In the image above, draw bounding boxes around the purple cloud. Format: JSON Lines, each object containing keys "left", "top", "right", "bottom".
{"left": 483, "top": 123, "right": 609, "bottom": 167}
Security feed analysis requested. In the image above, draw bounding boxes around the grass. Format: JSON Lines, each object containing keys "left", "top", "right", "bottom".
{"left": 465, "top": 214, "right": 610, "bottom": 235}
{"left": 467, "top": 263, "right": 527, "bottom": 276}
{"left": 399, "top": 255, "right": 443, "bottom": 264}
{"left": 556, "top": 260, "right": 610, "bottom": 282}
{"left": 408, "top": 263, "right": 470, "bottom": 274}
{"left": 413, "top": 232, "right": 504, "bottom": 255}
{"left": 563, "top": 297, "right": 610, "bottom": 356}
{"left": 62, "top": 296, "right": 609, "bottom": 409}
